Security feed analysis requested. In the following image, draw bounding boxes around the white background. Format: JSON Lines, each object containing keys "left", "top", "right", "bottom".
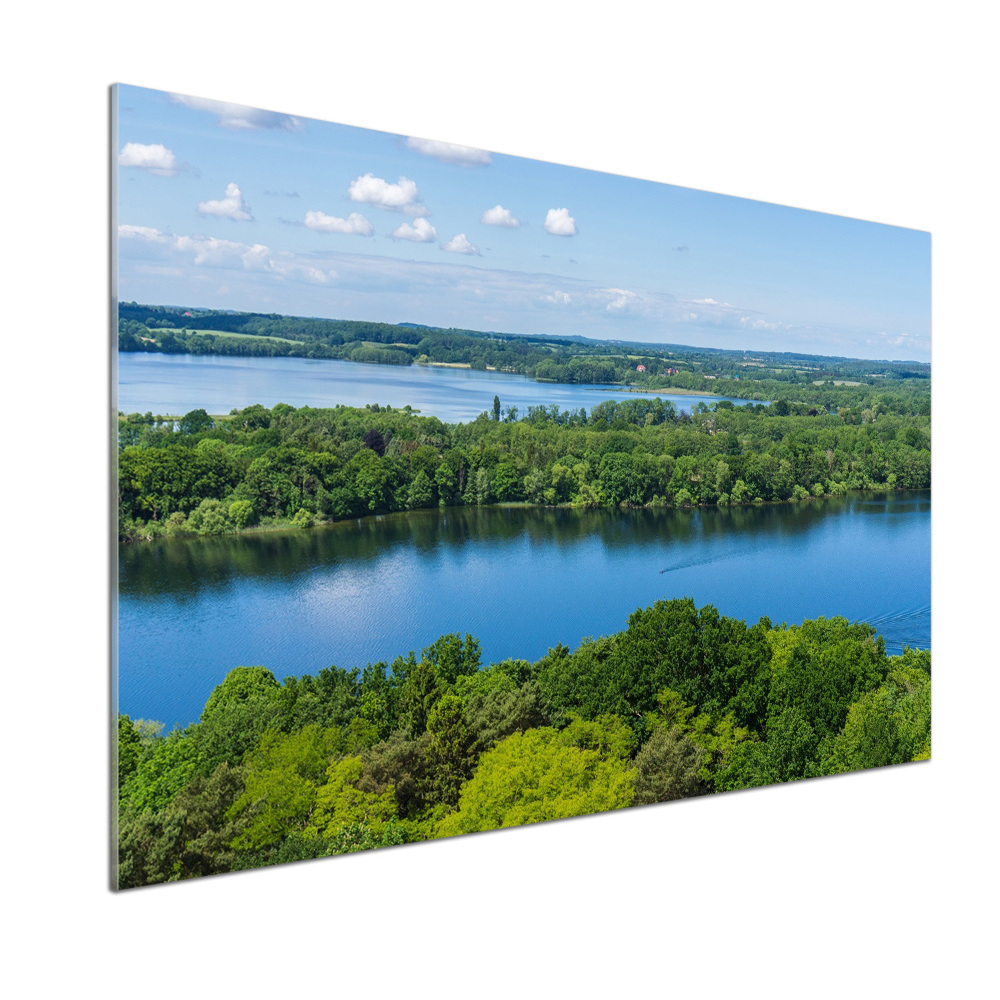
{"left": 4, "top": 2, "right": 996, "bottom": 995}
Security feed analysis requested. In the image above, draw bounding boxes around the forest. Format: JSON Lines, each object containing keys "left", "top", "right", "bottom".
{"left": 117, "top": 301, "right": 931, "bottom": 398}
{"left": 117, "top": 598, "right": 931, "bottom": 888}
{"left": 118, "top": 390, "right": 930, "bottom": 541}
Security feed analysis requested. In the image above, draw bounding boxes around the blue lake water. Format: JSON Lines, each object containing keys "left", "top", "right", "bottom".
{"left": 116, "top": 352, "right": 758, "bottom": 423}
{"left": 117, "top": 493, "right": 930, "bottom": 730}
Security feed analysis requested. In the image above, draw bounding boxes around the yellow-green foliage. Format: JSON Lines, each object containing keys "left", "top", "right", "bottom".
{"left": 435, "top": 726, "right": 634, "bottom": 838}
{"left": 228, "top": 725, "right": 343, "bottom": 851}
{"left": 825, "top": 668, "right": 931, "bottom": 774}
{"left": 307, "top": 756, "right": 397, "bottom": 839}
{"left": 649, "top": 688, "right": 754, "bottom": 781}
{"left": 765, "top": 626, "right": 805, "bottom": 676}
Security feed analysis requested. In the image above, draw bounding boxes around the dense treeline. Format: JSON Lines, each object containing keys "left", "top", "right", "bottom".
{"left": 117, "top": 302, "right": 931, "bottom": 398}
{"left": 116, "top": 598, "right": 931, "bottom": 887}
{"left": 118, "top": 395, "right": 930, "bottom": 541}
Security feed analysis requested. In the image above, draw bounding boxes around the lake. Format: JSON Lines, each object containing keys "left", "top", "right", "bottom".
{"left": 117, "top": 492, "right": 930, "bottom": 730}
{"left": 116, "top": 352, "right": 759, "bottom": 423}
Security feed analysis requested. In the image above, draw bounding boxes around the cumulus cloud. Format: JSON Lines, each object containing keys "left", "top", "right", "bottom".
{"left": 602, "top": 288, "right": 639, "bottom": 311}
{"left": 118, "top": 224, "right": 168, "bottom": 242}
{"left": 173, "top": 234, "right": 250, "bottom": 266}
{"left": 197, "top": 182, "right": 253, "bottom": 221}
{"left": 118, "top": 142, "right": 178, "bottom": 177}
{"left": 390, "top": 219, "right": 437, "bottom": 243}
{"left": 442, "top": 233, "right": 480, "bottom": 255}
{"left": 481, "top": 204, "right": 519, "bottom": 228}
{"left": 303, "top": 210, "right": 374, "bottom": 236}
{"left": 871, "top": 331, "right": 929, "bottom": 354}
{"left": 169, "top": 93, "right": 303, "bottom": 131}
{"left": 188, "top": 235, "right": 334, "bottom": 281}
{"left": 349, "top": 173, "right": 428, "bottom": 216}
{"left": 544, "top": 207, "right": 577, "bottom": 236}
{"left": 739, "top": 316, "right": 787, "bottom": 331}
{"left": 405, "top": 136, "right": 491, "bottom": 166}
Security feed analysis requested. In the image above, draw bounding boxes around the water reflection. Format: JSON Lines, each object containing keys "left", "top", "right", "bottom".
{"left": 121, "top": 493, "right": 927, "bottom": 599}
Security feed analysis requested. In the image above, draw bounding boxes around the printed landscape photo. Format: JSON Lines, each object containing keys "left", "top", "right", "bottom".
{"left": 113, "top": 83, "right": 931, "bottom": 890}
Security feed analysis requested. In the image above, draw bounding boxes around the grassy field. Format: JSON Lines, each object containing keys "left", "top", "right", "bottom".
{"left": 164, "top": 327, "right": 304, "bottom": 346}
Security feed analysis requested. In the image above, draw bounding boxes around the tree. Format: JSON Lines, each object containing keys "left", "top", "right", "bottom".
{"left": 464, "top": 680, "right": 549, "bottom": 751}
{"left": 766, "top": 618, "right": 889, "bottom": 742}
{"left": 180, "top": 408, "right": 213, "bottom": 435}
{"left": 434, "top": 463, "right": 458, "bottom": 506}
{"left": 493, "top": 395, "right": 501, "bottom": 421}
{"left": 632, "top": 725, "right": 710, "bottom": 805}
{"left": 398, "top": 633, "right": 481, "bottom": 734}
{"left": 436, "top": 727, "right": 634, "bottom": 837}
{"left": 492, "top": 461, "right": 521, "bottom": 501}
{"left": 358, "top": 732, "right": 435, "bottom": 820}
{"left": 118, "top": 763, "right": 248, "bottom": 888}
{"left": 307, "top": 756, "right": 397, "bottom": 839}
{"left": 117, "top": 714, "right": 143, "bottom": 791}
{"left": 363, "top": 428, "right": 386, "bottom": 456}
{"left": 119, "top": 727, "right": 206, "bottom": 816}
{"left": 824, "top": 667, "right": 931, "bottom": 774}
{"left": 187, "top": 498, "right": 231, "bottom": 534}
{"left": 202, "top": 666, "right": 282, "bottom": 722}
{"left": 229, "top": 499, "right": 255, "bottom": 529}
{"left": 407, "top": 469, "right": 435, "bottom": 509}
{"left": 195, "top": 666, "right": 289, "bottom": 771}
{"left": 425, "top": 694, "right": 479, "bottom": 807}
{"left": 227, "top": 725, "right": 344, "bottom": 851}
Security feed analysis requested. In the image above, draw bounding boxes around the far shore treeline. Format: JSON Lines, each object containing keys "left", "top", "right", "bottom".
{"left": 117, "top": 301, "right": 931, "bottom": 401}
{"left": 117, "top": 598, "right": 931, "bottom": 888}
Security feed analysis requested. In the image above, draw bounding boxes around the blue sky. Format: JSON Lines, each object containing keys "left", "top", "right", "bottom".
{"left": 115, "top": 84, "right": 930, "bottom": 361}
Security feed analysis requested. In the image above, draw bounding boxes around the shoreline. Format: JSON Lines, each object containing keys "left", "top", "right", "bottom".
{"left": 119, "top": 487, "right": 929, "bottom": 544}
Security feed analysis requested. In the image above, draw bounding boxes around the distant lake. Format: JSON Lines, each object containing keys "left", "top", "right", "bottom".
{"left": 117, "top": 492, "right": 930, "bottom": 730}
{"left": 116, "top": 352, "right": 759, "bottom": 423}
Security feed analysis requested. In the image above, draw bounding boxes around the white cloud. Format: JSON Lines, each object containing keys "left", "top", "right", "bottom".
{"left": 173, "top": 234, "right": 249, "bottom": 266}
{"left": 168, "top": 93, "right": 303, "bottom": 131}
{"left": 240, "top": 244, "right": 273, "bottom": 270}
{"left": 405, "top": 136, "right": 492, "bottom": 166}
{"left": 442, "top": 233, "right": 480, "bottom": 255}
{"left": 265, "top": 250, "right": 336, "bottom": 283}
{"left": 481, "top": 204, "right": 519, "bottom": 228}
{"left": 739, "top": 317, "right": 784, "bottom": 331}
{"left": 872, "top": 331, "right": 929, "bottom": 353}
{"left": 349, "top": 173, "right": 428, "bottom": 216}
{"left": 603, "top": 288, "right": 638, "bottom": 311}
{"left": 197, "top": 182, "right": 253, "bottom": 221}
{"left": 390, "top": 219, "right": 437, "bottom": 243}
{"left": 545, "top": 291, "right": 572, "bottom": 305}
{"left": 118, "top": 224, "right": 168, "bottom": 241}
{"left": 303, "top": 210, "right": 374, "bottom": 236}
{"left": 118, "top": 142, "right": 178, "bottom": 177}
{"left": 544, "top": 207, "right": 577, "bottom": 236}
{"left": 166, "top": 233, "right": 337, "bottom": 282}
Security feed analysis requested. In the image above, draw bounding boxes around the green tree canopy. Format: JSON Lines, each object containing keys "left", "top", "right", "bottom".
{"left": 436, "top": 726, "right": 634, "bottom": 837}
